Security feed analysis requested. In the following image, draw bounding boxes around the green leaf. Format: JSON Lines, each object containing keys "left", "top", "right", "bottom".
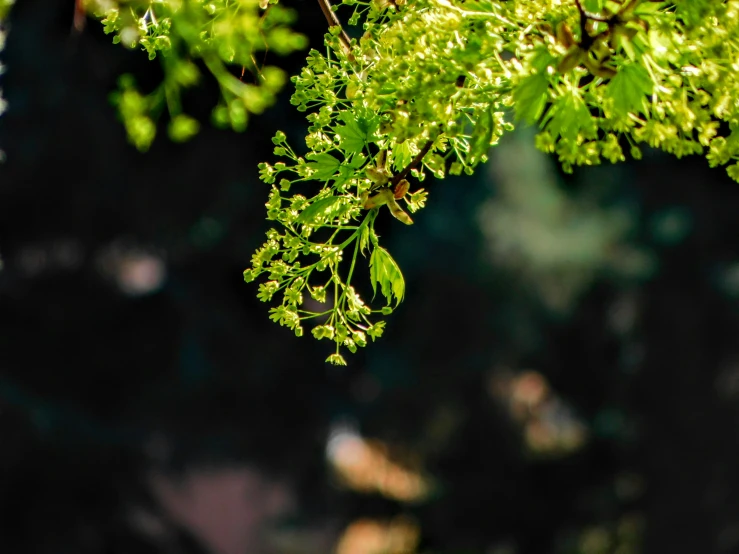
{"left": 544, "top": 89, "right": 597, "bottom": 142}
{"left": 296, "top": 195, "right": 343, "bottom": 224}
{"left": 334, "top": 110, "right": 380, "bottom": 154}
{"left": 335, "top": 120, "right": 365, "bottom": 154}
{"left": 391, "top": 141, "right": 415, "bottom": 172}
{"left": 605, "top": 63, "right": 653, "bottom": 117}
{"left": 582, "top": 0, "right": 605, "bottom": 13}
{"left": 369, "top": 246, "right": 405, "bottom": 306}
{"left": 529, "top": 46, "right": 557, "bottom": 74}
{"left": 513, "top": 72, "right": 549, "bottom": 124}
{"left": 348, "top": 153, "right": 367, "bottom": 169}
{"left": 332, "top": 164, "right": 355, "bottom": 189}
{"left": 359, "top": 224, "right": 370, "bottom": 256}
{"left": 306, "top": 152, "right": 341, "bottom": 180}
{"left": 331, "top": 154, "right": 366, "bottom": 189}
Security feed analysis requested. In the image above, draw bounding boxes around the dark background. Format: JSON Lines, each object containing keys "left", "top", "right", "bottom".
{"left": 2, "top": 1, "right": 739, "bottom": 553}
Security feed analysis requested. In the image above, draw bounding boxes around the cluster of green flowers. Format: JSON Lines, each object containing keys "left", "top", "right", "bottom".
{"left": 246, "top": 0, "right": 524, "bottom": 362}
{"left": 90, "top": 0, "right": 307, "bottom": 150}
{"left": 45, "top": 0, "right": 739, "bottom": 361}
{"left": 247, "top": 0, "right": 739, "bottom": 362}
{"left": 246, "top": 129, "right": 404, "bottom": 365}
{"left": 244, "top": 0, "right": 739, "bottom": 361}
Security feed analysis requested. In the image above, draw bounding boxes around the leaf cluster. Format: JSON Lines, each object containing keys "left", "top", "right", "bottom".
{"left": 89, "top": 0, "right": 307, "bottom": 150}
{"left": 27, "top": 0, "right": 739, "bottom": 362}
{"left": 247, "top": 0, "right": 739, "bottom": 361}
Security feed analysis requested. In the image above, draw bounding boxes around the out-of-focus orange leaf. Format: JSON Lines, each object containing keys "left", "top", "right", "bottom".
{"left": 335, "top": 517, "right": 420, "bottom": 554}
{"left": 326, "top": 427, "right": 432, "bottom": 503}
{"left": 488, "top": 369, "right": 588, "bottom": 458}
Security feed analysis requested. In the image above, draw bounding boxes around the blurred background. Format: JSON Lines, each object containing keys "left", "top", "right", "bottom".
{"left": 2, "top": 1, "right": 739, "bottom": 553}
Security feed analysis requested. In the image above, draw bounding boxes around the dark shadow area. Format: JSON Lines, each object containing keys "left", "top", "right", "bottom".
{"left": 1, "top": 2, "right": 739, "bottom": 554}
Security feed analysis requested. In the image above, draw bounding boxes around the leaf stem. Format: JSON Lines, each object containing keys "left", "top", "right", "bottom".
{"left": 338, "top": 211, "right": 373, "bottom": 250}
{"left": 345, "top": 231, "right": 361, "bottom": 288}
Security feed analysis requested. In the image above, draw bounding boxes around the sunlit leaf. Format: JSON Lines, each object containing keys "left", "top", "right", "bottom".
{"left": 513, "top": 72, "right": 549, "bottom": 125}
{"left": 605, "top": 63, "right": 653, "bottom": 117}
{"left": 296, "top": 195, "right": 343, "bottom": 224}
{"left": 370, "top": 246, "right": 405, "bottom": 306}
{"left": 306, "top": 152, "right": 341, "bottom": 180}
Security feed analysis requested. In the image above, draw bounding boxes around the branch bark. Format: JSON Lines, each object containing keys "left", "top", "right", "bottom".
{"left": 391, "top": 140, "right": 434, "bottom": 187}
{"left": 316, "top": 0, "right": 353, "bottom": 58}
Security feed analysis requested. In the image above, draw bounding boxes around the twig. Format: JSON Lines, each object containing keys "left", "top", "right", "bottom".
{"left": 391, "top": 140, "right": 434, "bottom": 186}
{"left": 317, "top": 0, "right": 353, "bottom": 58}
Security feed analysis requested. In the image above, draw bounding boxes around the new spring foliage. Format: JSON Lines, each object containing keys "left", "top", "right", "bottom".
{"left": 74, "top": 0, "right": 739, "bottom": 362}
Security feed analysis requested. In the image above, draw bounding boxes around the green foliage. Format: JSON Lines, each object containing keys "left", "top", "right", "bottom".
{"left": 246, "top": 0, "right": 739, "bottom": 361}
{"left": 13, "top": 0, "right": 737, "bottom": 361}
{"left": 89, "top": 0, "right": 307, "bottom": 150}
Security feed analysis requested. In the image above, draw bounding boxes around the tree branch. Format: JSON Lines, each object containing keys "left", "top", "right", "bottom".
{"left": 391, "top": 140, "right": 434, "bottom": 186}
{"left": 316, "top": 0, "right": 353, "bottom": 58}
